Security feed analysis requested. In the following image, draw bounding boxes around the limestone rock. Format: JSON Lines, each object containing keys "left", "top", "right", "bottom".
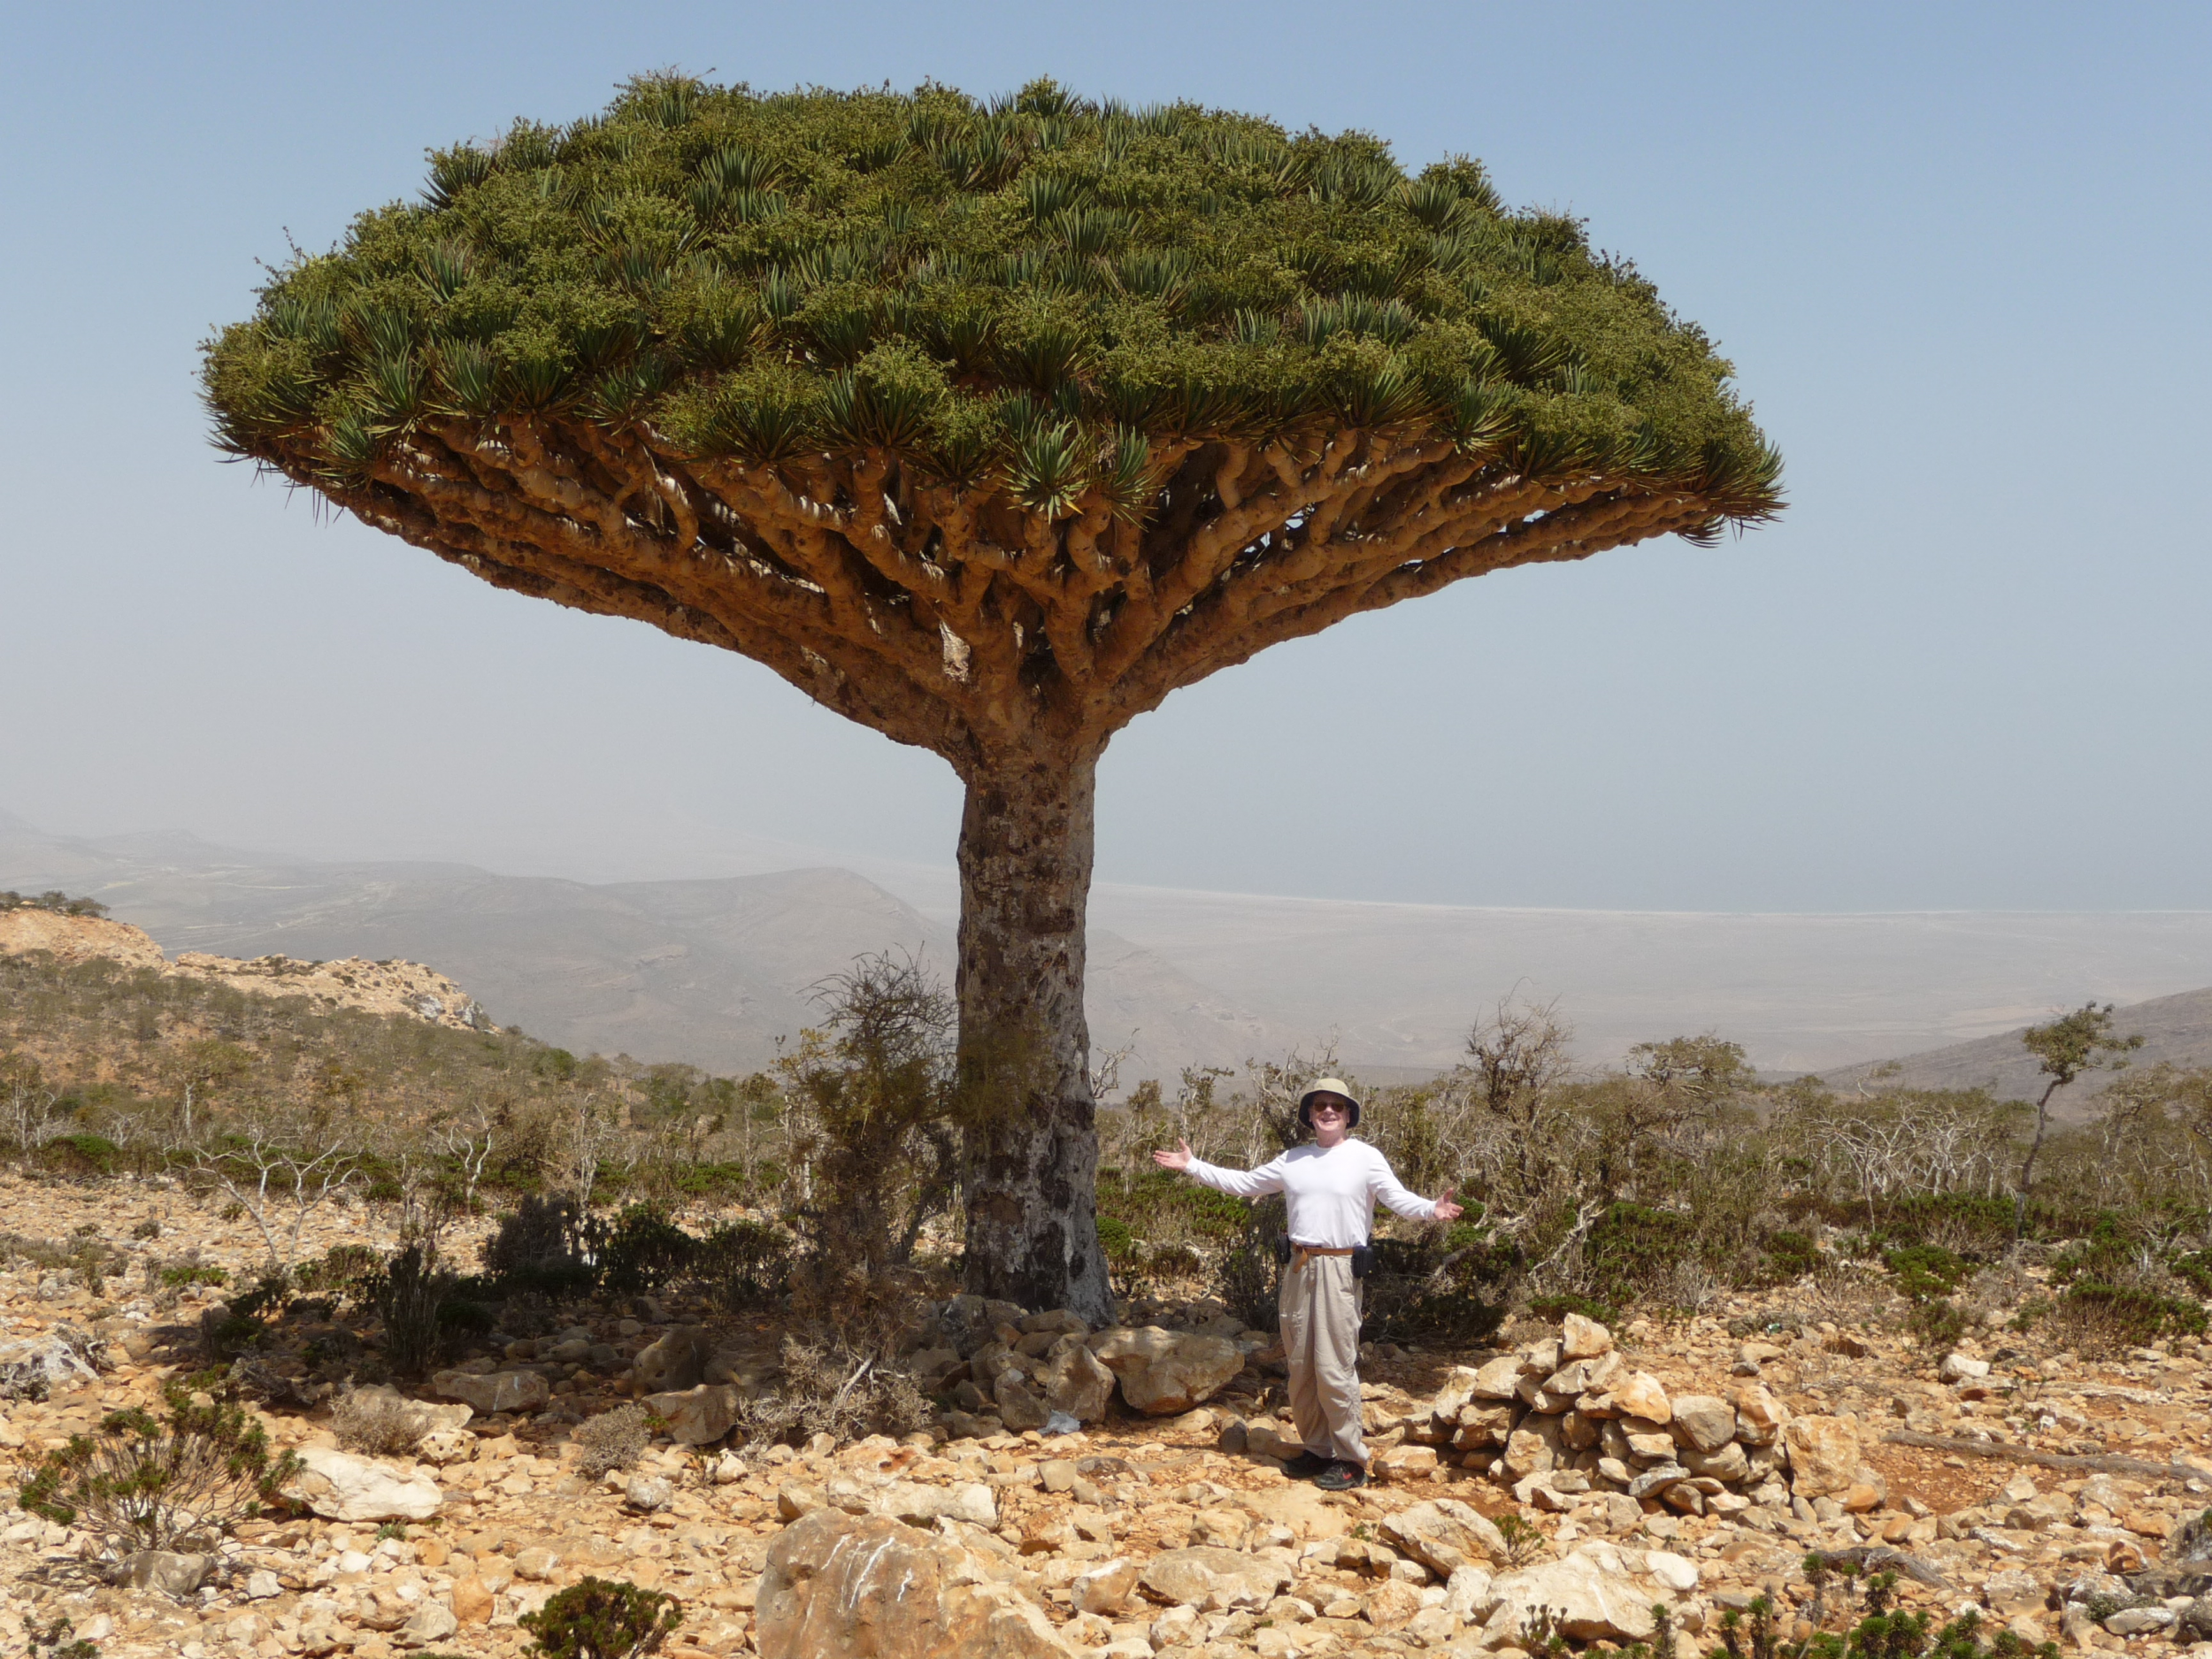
{"left": 1669, "top": 1394, "right": 1737, "bottom": 1455}
{"left": 431, "top": 1367, "right": 549, "bottom": 1416}
{"left": 0, "top": 1331, "right": 100, "bottom": 1399}
{"left": 1381, "top": 1499, "right": 1509, "bottom": 1573}
{"left": 1489, "top": 1545, "right": 1664, "bottom": 1641}
{"left": 1602, "top": 1371, "right": 1672, "bottom": 1424}
{"left": 282, "top": 1446, "right": 442, "bottom": 1522}
{"left": 1782, "top": 1416, "right": 1861, "bottom": 1499}
{"left": 122, "top": 1549, "right": 212, "bottom": 1596}
{"left": 1072, "top": 1556, "right": 1141, "bottom": 1615}
{"left": 1732, "top": 1382, "right": 1787, "bottom": 1445}
{"left": 644, "top": 1382, "right": 741, "bottom": 1445}
{"left": 624, "top": 1472, "right": 674, "bottom": 1512}
{"left": 402, "top": 1602, "right": 460, "bottom": 1645}
{"left": 1137, "top": 1546, "right": 1296, "bottom": 1609}
{"left": 1467, "top": 1355, "right": 1530, "bottom": 1400}
{"left": 1445, "top": 1565, "right": 1498, "bottom": 1622}
{"left": 1938, "top": 1352, "right": 1992, "bottom": 1384}
{"left": 1036, "top": 1333, "right": 1116, "bottom": 1423}
{"left": 994, "top": 1369, "right": 1050, "bottom": 1432}
{"left": 1560, "top": 1313, "right": 1614, "bottom": 1359}
{"left": 757, "top": 1509, "right": 1077, "bottom": 1659}
{"left": 1088, "top": 1326, "right": 1243, "bottom": 1415}
{"left": 634, "top": 1325, "right": 712, "bottom": 1393}
{"left": 827, "top": 1474, "right": 997, "bottom": 1528}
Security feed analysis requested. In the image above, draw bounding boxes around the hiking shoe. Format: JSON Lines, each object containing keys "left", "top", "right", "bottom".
{"left": 1313, "top": 1460, "right": 1367, "bottom": 1491}
{"left": 1279, "top": 1450, "right": 1332, "bottom": 1480}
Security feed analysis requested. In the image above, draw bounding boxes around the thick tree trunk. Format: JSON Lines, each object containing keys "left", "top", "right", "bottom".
{"left": 955, "top": 749, "right": 1113, "bottom": 1325}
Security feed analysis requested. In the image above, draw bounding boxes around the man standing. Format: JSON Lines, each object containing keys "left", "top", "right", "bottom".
{"left": 1153, "top": 1078, "right": 1462, "bottom": 1490}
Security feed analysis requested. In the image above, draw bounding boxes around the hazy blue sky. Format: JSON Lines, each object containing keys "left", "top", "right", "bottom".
{"left": 4, "top": 3, "right": 2207, "bottom": 910}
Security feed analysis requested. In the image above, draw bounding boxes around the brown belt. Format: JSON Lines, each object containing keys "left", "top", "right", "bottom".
{"left": 1289, "top": 1245, "right": 1356, "bottom": 1272}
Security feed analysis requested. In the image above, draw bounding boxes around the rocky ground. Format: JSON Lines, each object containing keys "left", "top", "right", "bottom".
{"left": 3, "top": 1171, "right": 2210, "bottom": 1659}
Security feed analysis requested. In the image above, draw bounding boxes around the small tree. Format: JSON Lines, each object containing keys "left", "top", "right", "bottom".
{"left": 204, "top": 76, "right": 1781, "bottom": 1317}
{"left": 188, "top": 1108, "right": 365, "bottom": 1272}
{"left": 16, "top": 1379, "right": 301, "bottom": 1557}
{"left": 2015, "top": 1002, "right": 2142, "bottom": 1242}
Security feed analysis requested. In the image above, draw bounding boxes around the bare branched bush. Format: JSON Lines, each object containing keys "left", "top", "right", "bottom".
{"left": 730, "top": 1335, "right": 931, "bottom": 1450}
{"left": 330, "top": 1387, "right": 429, "bottom": 1457}
{"left": 573, "top": 1403, "right": 653, "bottom": 1479}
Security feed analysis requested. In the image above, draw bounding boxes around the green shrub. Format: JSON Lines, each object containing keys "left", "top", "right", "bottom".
{"left": 590, "top": 1204, "right": 696, "bottom": 1295}
{"left": 2057, "top": 1281, "right": 2206, "bottom": 1343}
{"left": 686, "top": 1217, "right": 791, "bottom": 1312}
{"left": 354, "top": 1245, "right": 460, "bottom": 1378}
{"left": 518, "top": 1576, "right": 680, "bottom": 1659}
{"left": 481, "top": 1194, "right": 595, "bottom": 1298}
{"left": 1884, "top": 1244, "right": 1970, "bottom": 1302}
{"left": 160, "top": 1263, "right": 230, "bottom": 1288}
{"left": 1760, "top": 1230, "right": 1821, "bottom": 1284}
{"left": 16, "top": 1378, "right": 301, "bottom": 1553}
{"left": 1583, "top": 1202, "right": 1700, "bottom": 1305}
{"left": 1094, "top": 1215, "right": 1136, "bottom": 1263}
{"left": 1906, "top": 1297, "right": 1970, "bottom": 1351}
{"left": 37, "top": 1134, "right": 120, "bottom": 1178}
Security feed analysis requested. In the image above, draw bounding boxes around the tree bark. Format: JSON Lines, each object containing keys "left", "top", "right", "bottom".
{"left": 955, "top": 749, "right": 1114, "bottom": 1325}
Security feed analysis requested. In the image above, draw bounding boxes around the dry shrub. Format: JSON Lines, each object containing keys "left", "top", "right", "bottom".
{"left": 330, "top": 1387, "right": 427, "bottom": 1457}
{"left": 573, "top": 1402, "right": 652, "bottom": 1479}
{"left": 730, "top": 1335, "right": 931, "bottom": 1451}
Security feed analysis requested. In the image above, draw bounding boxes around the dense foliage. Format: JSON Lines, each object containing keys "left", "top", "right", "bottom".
{"left": 203, "top": 74, "right": 1778, "bottom": 530}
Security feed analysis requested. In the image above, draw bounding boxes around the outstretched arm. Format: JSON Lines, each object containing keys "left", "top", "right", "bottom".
{"left": 1152, "top": 1141, "right": 1286, "bottom": 1198}
{"left": 1369, "top": 1149, "right": 1461, "bottom": 1222}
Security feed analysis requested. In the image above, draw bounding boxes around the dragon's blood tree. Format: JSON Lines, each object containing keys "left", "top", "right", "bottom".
{"left": 204, "top": 75, "right": 1780, "bottom": 1320}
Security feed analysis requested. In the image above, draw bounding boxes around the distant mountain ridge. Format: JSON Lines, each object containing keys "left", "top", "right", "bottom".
{"left": 11, "top": 806, "right": 2212, "bottom": 1081}
{"left": 1812, "top": 984, "right": 2212, "bottom": 1117}
{"left": 0, "top": 810, "right": 1298, "bottom": 1080}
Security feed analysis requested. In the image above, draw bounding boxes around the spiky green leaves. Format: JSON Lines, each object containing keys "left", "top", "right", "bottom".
{"left": 204, "top": 74, "right": 1779, "bottom": 527}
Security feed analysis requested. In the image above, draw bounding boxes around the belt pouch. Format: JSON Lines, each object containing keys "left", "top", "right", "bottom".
{"left": 1350, "top": 1245, "right": 1374, "bottom": 1279}
{"left": 1273, "top": 1235, "right": 1292, "bottom": 1266}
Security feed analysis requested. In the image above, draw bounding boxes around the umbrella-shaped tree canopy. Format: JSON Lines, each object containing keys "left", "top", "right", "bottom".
{"left": 204, "top": 74, "right": 1780, "bottom": 1320}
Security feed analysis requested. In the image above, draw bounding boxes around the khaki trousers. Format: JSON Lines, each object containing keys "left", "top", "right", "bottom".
{"left": 1279, "top": 1251, "right": 1366, "bottom": 1466}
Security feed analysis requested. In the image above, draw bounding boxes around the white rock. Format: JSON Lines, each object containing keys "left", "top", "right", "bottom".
{"left": 1939, "top": 1352, "right": 1992, "bottom": 1383}
{"left": 282, "top": 1446, "right": 443, "bottom": 1522}
{"left": 430, "top": 1368, "right": 549, "bottom": 1415}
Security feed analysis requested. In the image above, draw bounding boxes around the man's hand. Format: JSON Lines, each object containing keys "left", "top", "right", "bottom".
{"left": 1432, "top": 1187, "right": 1464, "bottom": 1222}
{"left": 1152, "top": 1139, "right": 1194, "bottom": 1172}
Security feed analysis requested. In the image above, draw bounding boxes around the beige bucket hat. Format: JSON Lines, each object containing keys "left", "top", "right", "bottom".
{"left": 1297, "top": 1077, "right": 1363, "bottom": 1129}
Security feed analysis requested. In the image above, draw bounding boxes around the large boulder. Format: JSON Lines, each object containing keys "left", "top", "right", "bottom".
{"left": 826, "top": 1474, "right": 998, "bottom": 1528}
{"left": 644, "top": 1382, "right": 741, "bottom": 1445}
{"left": 1732, "top": 1382, "right": 1788, "bottom": 1445}
{"left": 1137, "top": 1547, "right": 1295, "bottom": 1609}
{"left": 0, "top": 1330, "right": 100, "bottom": 1399}
{"left": 1592, "top": 1370, "right": 1671, "bottom": 1424}
{"left": 282, "top": 1447, "right": 442, "bottom": 1522}
{"left": 1669, "top": 1394, "right": 1737, "bottom": 1455}
{"left": 1035, "top": 1334, "right": 1116, "bottom": 1423}
{"left": 1487, "top": 1545, "right": 1667, "bottom": 1641}
{"left": 430, "top": 1368, "right": 549, "bottom": 1416}
{"left": 1380, "top": 1500, "right": 1509, "bottom": 1574}
{"left": 757, "top": 1509, "right": 1075, "bottom": 1659}
{"left": 1466, "top": 1355, "right": 1530, "bottom": 1401}
{"left": 1783, "top": 1415, "right": 1862, "bottom": 1499}
{"left": 1087, "top": 1327, "right": 1242, "bottom": 1415}
{"left": 1560, "top": 1313, "right": 1614, "bottom": 1359}
{"left": 633, "top": 1325, "right": 712, "bottom": 1393}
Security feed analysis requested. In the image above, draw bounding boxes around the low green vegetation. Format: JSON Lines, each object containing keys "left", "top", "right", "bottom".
{"left": 4, "top": 911, "right": 2208, "bottom": 1350}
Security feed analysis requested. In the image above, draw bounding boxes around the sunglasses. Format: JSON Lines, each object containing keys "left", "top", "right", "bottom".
{"left": 1308, "top": 1102, "right": 1349, "bottom": 1115}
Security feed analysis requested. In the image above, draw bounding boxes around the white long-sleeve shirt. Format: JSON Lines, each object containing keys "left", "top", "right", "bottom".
{"left": 1184, "top": 1139, "right": 1437, "bottom": 1248}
